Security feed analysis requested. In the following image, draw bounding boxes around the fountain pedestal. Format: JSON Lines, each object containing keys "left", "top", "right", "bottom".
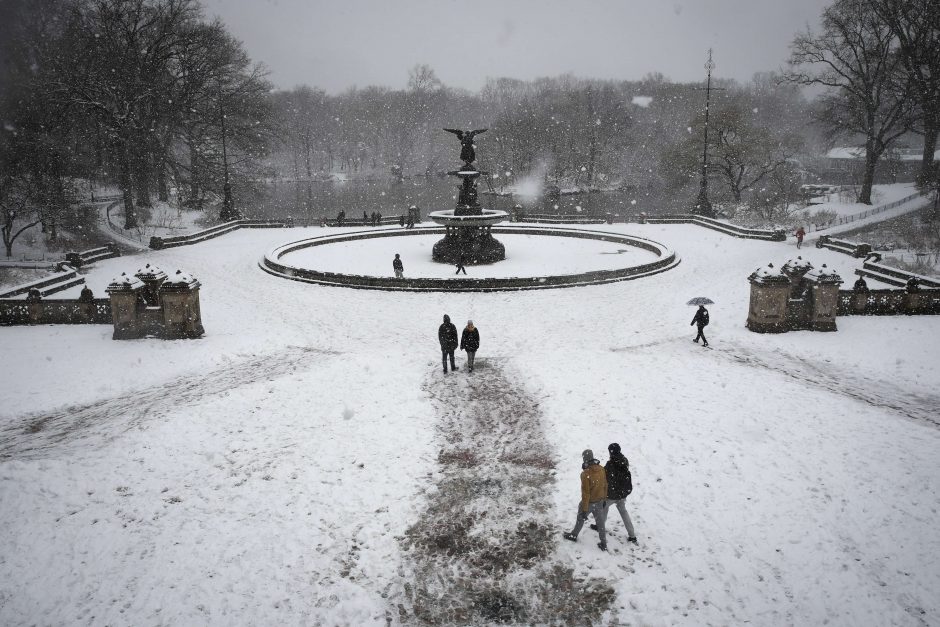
{"left": 429, "top": 167, "right": 508, "bottom": 264}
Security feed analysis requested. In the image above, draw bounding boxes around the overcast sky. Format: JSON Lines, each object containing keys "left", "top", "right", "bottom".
{"left": 201, "top": 0, "right": 831, "bottom": 93}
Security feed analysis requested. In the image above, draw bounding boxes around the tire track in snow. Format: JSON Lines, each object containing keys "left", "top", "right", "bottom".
{"left": 397, "top": 360, "right": 615, "bottom": 626}
{"left": 612, "top": 337, "right": 940, "bottom": 429}
{"left": 0, "top": 346, "right": 337, "bottom": 461}
{"left": 715, "top": 341, "right": 940, "bottom": 429}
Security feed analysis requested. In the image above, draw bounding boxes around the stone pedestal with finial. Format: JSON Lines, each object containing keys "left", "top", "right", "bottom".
{"left": 159, "top": 270, "right": 204, "bottom": 339}
{"left": 106, "top": 273, "right": 146, "bottom": 339}
{"left": 804, "top": 264, "right": 843, "bottom": 331}
{"left": 746, "top": 263, "right": 791, "bottom": 333}
{"left": 747, "top": 259, "right": 842, "bottom": 333}
{"left": 105, "top": 266, "right": 204, "bottom": 339}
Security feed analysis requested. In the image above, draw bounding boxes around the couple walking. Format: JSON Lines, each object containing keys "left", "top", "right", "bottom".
{"left": 563, "top": 443, "right": 637, "bottom": 551}
{"left": 438, "top": 315, "right": 480, "bottom": 373}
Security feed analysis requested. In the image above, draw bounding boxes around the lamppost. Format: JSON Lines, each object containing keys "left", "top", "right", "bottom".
{"left": 218, "top": 88, "right": 240, "bottom": 222}
{"left": 691, "top": 49, "right": 719, "bottom": 218}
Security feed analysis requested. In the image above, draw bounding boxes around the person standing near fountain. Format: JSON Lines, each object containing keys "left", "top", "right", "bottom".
{"left": 455, "top": 253, "right": 467, "bottom": 275}
{"left": 460, "top": 320, "right": 480, "bottom": 372}
{"left": 392, "top": 253, "right": 404, "bottom": 279}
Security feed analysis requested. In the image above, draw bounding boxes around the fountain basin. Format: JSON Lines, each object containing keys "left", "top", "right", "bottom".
{"left": 428, "top": 209, "right": 509, "bottom": 228}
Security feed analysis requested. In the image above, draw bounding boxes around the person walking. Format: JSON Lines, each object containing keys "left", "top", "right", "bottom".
{"left": 460, "top": 320, "right": 480, "bottom": 372}
{"left": 455, "top": 253, "right": 467, "bottom": 275}
{"left": 438, "top": 314, "right": 459, "bottom": 373}
{"left": 407, "top": 205, "right": 417, "bottom": 229}
{"left": 392, "top": 253, "right": 404, "bottom": 279}
{"left": 691, "top": 304, "right": 709, "bottom": 347}
{"left": 597, "top": 443, "right": 637, "bottom": 545}
{"left": 794, "top": 226, "right": 806, "bottom": 249}
{"left": 563, "top": 449, "right": 609, "bottom": 551}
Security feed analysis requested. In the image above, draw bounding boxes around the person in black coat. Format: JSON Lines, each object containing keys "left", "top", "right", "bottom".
{"left": 691, "top": 305, "right": 709, "bottom": 347}
{"left": 601, "top": 443, "right": 637, "bottom": 544}
{"left": 438, "top": 314, "right": 459, "bottom": 373}
{"left": 460, "top": 320, "right": 480, "bottom": 372}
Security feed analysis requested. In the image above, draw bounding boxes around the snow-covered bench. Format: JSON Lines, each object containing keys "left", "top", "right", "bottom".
{"left": 815, "top": 235, "right": 872, "bottom": 258}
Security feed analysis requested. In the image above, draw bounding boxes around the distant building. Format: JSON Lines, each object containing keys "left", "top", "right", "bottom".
{"left": 818, "top": 145, "right": 940, "bottom": 184}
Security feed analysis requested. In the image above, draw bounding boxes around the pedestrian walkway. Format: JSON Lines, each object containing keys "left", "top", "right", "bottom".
{"left": 400, "top": 360, "right": 614, "bottom": 624}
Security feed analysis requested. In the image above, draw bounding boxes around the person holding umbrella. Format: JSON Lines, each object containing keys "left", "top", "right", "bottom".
{"left": 687, "top": 297, "right": 713, "bottom": 347}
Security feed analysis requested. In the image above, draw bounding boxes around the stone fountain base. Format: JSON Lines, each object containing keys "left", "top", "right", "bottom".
{"left": 428, "top": 209, "right": 509, "bottom": 264}
{"left": 432, "top": 226, "right": 506, "bottom": 264}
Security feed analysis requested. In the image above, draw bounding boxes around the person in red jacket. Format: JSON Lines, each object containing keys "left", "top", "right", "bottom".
{"left": 795, "top": 226, "right": 806, "bottom": 249}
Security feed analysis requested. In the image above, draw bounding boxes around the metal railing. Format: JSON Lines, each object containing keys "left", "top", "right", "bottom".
{"left": 809, "top": 191, "right": 928, "bottom": 232}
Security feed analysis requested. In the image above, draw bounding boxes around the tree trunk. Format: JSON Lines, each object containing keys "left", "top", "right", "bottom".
{"left": 859, "top": 139, "right": 879, "bottom": 205}
{"left": 135, "top": 148, "right": 152, "bottom": 208}
{"left": 919, "top": 116, "right": 938, "bottom": 189}
{"left": 119, "top": 139, "right": 137, "bottom": 229}
{"left": 189, "top": 141, "right": 200, "bottom": 208}
{"left": 4, "top": 242, "right": 11, "bottom": 258}
{"left": 157, "top": 156, "right": 169, "bottom": 202}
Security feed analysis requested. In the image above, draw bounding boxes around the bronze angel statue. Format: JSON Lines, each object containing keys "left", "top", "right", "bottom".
{"left": 443, "top": 128, "right": 487, "bottom": 166}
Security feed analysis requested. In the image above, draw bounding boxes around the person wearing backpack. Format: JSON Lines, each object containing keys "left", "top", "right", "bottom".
{"left": 596, "top": 442, "right": 638, "bottom": 545}
{"left": 691, "top": 304, "right": 709, "bottom": 347}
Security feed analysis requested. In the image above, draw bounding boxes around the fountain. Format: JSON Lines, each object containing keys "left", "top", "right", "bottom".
{"left": 429, "top": 129, "right": 509, "bottom": 264}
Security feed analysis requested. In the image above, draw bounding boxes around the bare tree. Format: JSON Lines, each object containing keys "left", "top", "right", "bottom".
{"left": 786, "top": 0, "right": 914, "bottom": 204}
{"left": 869, "top": 0, "right": 940, "bottom": 187}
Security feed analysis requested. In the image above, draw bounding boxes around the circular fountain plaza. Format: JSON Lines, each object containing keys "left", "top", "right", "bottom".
{"left": 260, "top": 224, "right": 679, "bottom": 292}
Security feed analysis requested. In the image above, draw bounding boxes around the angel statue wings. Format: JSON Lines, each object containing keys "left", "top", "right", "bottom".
{"left": 443, "top": 128, "right": 488, "bottom": 166}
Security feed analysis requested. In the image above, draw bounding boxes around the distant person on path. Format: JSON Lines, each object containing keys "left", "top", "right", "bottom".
{"left": 563, "top": 449, "right": 609, "bottom": 551}
{"left": 597, "top": 443, "right": 637, "bottom": 545}
{"left": 407, "top": 205, "right": 417, "bottom": 229}
{"left": 455, "top": 253, "right": 467, "bottom": 275}
{"left": 691, "top": 304, "right": 709, "bottom": 347}
{"left": 363, "top": 211, "right": 368, "bottom": 223}
{"left": 794, "top": 226, "right": 806, "bottom": 249}
{"left": 376, "top": 211, "right": 382, "bottom": 226}
{"left": 438, "top": 314, "right": 459, "bottom": 373}
{"left": 400, "top": 214, "right": 406, "bottom": 227}
{"left": 853, "top": 276, "right": 869, "bottom": 292}
{"left": 336, "top": 210, "right": 345, "bottom": 226}
{"left": 393, "top": 253, "right": 404, "bottom": 279}
{"left": 460, "top": 320, "right": 480, "bottom": 372}
{"left": 370, "top": 211, "right": 378, "bottom": 226}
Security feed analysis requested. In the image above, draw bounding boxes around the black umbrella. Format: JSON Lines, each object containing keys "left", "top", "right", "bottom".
{"left": 686, "top": 297, "right": 715, "bottom": 306}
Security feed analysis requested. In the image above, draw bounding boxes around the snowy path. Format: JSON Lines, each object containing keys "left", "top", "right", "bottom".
{"left": 0, "top": 346, "right": 337, "bottom": 462}
{"left": 400, "top": 360, "right": 614, "bottom": 625}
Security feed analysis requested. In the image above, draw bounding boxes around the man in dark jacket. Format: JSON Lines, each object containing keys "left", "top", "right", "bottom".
{"left": 600, "top": 443, "right": 637, "bottom": 545}
{"left": 691, "top": 305, "right": 709, "bottom": 347}
{"left": 460, "top": 320, "right": 480, "bottom": 372}
{"left": 438, "top": 314, "right": 459, "bottom": 373}
{"left": 563, "top": 449, "right": 609, "bottom": 550}
{"left": 393, "top": 253, "right": 404, "bottom": 279}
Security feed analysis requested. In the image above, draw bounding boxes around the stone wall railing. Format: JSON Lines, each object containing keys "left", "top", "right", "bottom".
{"left": 0, "top": 266, "right": 84, "bottom": 299}
{"left": 149, "top": 219, "right": 290, "bottom": 249}
{"left": 63, "top": 243, "right": 121, "bottom": 268}
{"left": 323, "top": 215, "right": 405, "bottom": 227}
{"left": 837, "top": 289, "right": 940, "bottom": 315}
{"left": 855, "top": 258, "right": 940, "bottom": 289}
{"left": 643, "top": 214, "right": 786, "bottom": 241}
{"left": 0, "top": 298, "right": 112, "bottom": 325}
{"left": 815, "top": 235, "right": 872, "bottom": 258}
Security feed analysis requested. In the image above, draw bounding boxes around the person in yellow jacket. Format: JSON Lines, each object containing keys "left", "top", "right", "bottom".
{"left": 563, "top": 449, "right": 609, "bottom": 550}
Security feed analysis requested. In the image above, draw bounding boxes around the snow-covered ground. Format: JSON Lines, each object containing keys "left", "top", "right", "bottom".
{"left": 806, "top": 183, "right": 918, "bottom": 219}
{"left": 1, "top": 224, "right": 938, "bottom": 625}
